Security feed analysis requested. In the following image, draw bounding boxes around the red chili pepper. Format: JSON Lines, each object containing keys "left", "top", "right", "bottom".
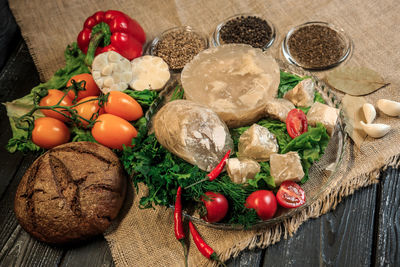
{"left": 77, "top": 10, "right": 146, "bottom": 65}
{"left": 189, "top": 221, "right": 226, "bottom": 266}
{"left": 174, "top": 186, "right": 188, "bottom": 267}
{"left": 207, "top": 149, "right": 231, "bottom": 181}
{"left": 184, "top": 150, "right": 231, "bottom": 189}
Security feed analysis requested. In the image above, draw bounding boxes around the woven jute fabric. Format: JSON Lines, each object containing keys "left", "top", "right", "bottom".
{"left": 9, "top": 0, "right": 400, "bottom": 266}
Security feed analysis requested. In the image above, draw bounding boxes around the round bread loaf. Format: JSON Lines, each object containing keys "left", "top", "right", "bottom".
{"left": 14, "top": 142, "right": 127, "bottom": 244}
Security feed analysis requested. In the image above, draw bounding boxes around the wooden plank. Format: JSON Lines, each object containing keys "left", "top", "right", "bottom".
{"left": 60, "top": 236, "right": 114, "bottom": 267}
{"left": 262, "top": 183, "right": 377, "bottom": 266}
{"left": 0, "top": 154, "right": 64, "bottom": 267}
{"left": 0, "top": 40, "right": 41, "bottom": 198}
{"left": 226, "top": 249, "right": 263, "bottom": 267}
{"left": 374, "top": 167, "right": 400, "bottom": 267}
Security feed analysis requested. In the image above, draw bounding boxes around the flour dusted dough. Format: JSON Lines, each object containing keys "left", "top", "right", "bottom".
{"left": 181, "top": 44, "right": 280, "bottom": 128}
{"left": 153, "top": 100, "right": 233, "bottom": 171}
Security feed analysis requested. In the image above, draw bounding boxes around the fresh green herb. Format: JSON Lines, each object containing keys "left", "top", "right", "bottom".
{"left": 123, "top": 89, "right": 158, "bottom": 109}
{"left": 71, "top": 126, "right": 97, "bottom": 142}
{"left": 281, "top": 123, "right": 330, "bottom": 183}
{"left": 170, "top": 85, "right": 185, "bottom": 101}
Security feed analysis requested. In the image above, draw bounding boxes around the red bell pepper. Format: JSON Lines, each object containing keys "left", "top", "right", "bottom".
{"left": 77, "top": 10, "right": 146, "bottom": 65}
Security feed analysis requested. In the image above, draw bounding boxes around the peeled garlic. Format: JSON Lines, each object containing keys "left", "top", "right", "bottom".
{"left": 377, "top": 99, "right": 400, "bottom": 117}
{"left": 360, "top": 121, "right": 391, "bottom": 138}
{"left": 362, "top": 103, "right": 376, "bottom": 124}
{"left": 92, "top": 51, "right": 133, "bottom": 93}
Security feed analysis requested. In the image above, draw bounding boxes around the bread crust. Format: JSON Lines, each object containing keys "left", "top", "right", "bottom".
{"left": 14, "top": 142, "right": 127, "bottom": 244}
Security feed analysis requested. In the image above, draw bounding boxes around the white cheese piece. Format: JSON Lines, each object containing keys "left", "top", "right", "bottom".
{"left": 283, "top": 78, "right": 315, "bottom": 107}
{"left": 130, "top": 55, "right": 170, "bottom": 91}
{"left": 238, "top": 124, "right": 278, "bottom": 162}
{"left": 226, "top": 158, "right": 260, "bottom": 184}
{"left": 270, "top": 152, "right": 304, "bottom": 186}
{"left": 92, "top": 51, "right": 133, "bottom": 93}
{"left": 307, "top": 102, "right": 339, "bottom": 135}
{"left": 264, "top": 98, "right": 296, "bottom": 122}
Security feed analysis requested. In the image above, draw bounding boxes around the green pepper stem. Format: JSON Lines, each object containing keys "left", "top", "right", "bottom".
{"left": 84, "top": 22, "right": 111, "bottom": 67}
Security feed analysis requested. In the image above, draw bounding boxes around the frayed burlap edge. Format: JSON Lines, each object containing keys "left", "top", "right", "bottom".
{"left": 211, "top": 153, "right": 400, "bottom": 266}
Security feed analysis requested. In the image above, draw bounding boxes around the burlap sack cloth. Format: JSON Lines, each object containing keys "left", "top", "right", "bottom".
{"left": 9, "top": 0, "right": 400, "bottom": 266}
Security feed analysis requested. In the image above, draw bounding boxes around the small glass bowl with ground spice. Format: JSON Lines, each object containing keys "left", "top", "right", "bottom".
{"left": 211, "top": 14, "right": 276, "bottom": 50}
{"left": 149, "top": 26, "right": 208, "bottom": 71}
{"left": 282, "top": 21, "right": 352, "bottom": 70}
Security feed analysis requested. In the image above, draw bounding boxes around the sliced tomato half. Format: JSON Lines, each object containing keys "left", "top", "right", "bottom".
{"left": 286, "top": 109, "right": 308, "bottom": 139}
{"left": 276, "top": 181, "right": 306, "bottom": 208}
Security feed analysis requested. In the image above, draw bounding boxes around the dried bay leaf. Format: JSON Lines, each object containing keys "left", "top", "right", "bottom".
{"left": 326, "top": 66, "right": 388, "bottom": 96}
{"left": 341, "top": 94, "right": 367, "bottom": 147}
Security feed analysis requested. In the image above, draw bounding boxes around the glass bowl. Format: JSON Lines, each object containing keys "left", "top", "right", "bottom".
{"left": 148, "top": 26, "right": 209, "bottom": 71}
{"left": 282, "top": 21, "right": 352, "bottom": 70}
{"left": 211, "top": 13, "right": 276, "bottom": 50}
{"left": 180, "top": 59, "right": 348, "bottom": 230}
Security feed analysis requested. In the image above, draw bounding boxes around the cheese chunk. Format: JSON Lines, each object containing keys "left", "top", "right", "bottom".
{"left": 265, "top": 98, "right": 296, "bottom": 122}
{"left": 284, "top": 78, "right": 315, "bottom": 107}
{"left": 238, "top": 124, "right": 278, "bottom": 162}
{"left": 270, "top": 152, "right": 304, "bottom": 186}
{"left": 307, "top": 102, "right": 339, "bottom": 135}
{"left": 226, "top": 158, "right": 260, "bottom": 184}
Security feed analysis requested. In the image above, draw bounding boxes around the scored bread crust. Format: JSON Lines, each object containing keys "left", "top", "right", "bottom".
{"left": 14, "top": 142, "right": 127, "bottom": 244}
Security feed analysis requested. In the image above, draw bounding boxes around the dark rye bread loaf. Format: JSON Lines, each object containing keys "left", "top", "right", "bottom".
{"left": 14, "top": 142, "right": 127, "bottom": 244}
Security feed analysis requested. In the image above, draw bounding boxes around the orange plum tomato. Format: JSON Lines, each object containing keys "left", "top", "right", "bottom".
{"left": 104, "top": 91, "right": 143, "bottom": 121}
{"left": 32, "top": 117, "right": 70, "bottom": 149}
{"left": 67, "top": 73, "right": 100, "bottom": 101}
{"left": 39, "top": 89, "right": 73, "bottom": 122}
{"left": 91, "top": 114, "right": 138, "bottom": 150}
{"left": 73, "top": 96, "right": 104, "bottom": 127}
{"left": 245, "top": 190, "right": 277, "bottom": 220}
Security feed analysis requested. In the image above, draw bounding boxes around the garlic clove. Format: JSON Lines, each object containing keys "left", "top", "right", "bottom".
{"left": 360, "top": 121, "right": 391, "bottom": 138}
{"left": 376, "top": 99, "right": 400, "bottom": 117}
{"left": 362, "top": 103, "right": 376, "bottom": 124}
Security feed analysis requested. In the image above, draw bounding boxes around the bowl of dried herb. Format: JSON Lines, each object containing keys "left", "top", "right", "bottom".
{"left": 211, "top": 14, "right": 276, "bottom": 50}
{"left": 282, "top": 21, "right": 352, "bottom": 70}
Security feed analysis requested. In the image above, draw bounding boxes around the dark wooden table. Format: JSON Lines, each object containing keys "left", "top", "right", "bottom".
{"left": 1, "top": 1, "right": 399, "bottom": 266}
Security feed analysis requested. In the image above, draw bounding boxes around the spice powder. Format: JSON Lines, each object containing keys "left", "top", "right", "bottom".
{"left": 154, "top": 29, "right": 206, "bottom": 70}
{"left": 287, "top": 24, "right": 346, "bottom": 69}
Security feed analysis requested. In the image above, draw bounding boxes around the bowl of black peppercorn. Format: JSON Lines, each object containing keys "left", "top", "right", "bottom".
{"left": 282, "top": 21, "right": 352, "bottom": 70}
{"left": 211, "top": 14, "right": 276, "bottom": 50}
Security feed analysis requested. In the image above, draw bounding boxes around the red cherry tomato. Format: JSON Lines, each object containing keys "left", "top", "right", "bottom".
{"left": 104, "top": 91, "right": 143, "bottom": 121}
{"left": 91, "top": 114, "right": 138, "bottom": 150}
{"left": 200, "top": 192, "right": 229, "bottom": 223}
{"left": 39, "top": 89, "right": 73, "bottom": 122}
{"left": 73, "top": 96, "right": 104, "bottom": 127}
{"left": 286, "top": 109, "right": 308, "bottom": 139}
{"left": 67, "top": 73, "right": 100, "bottom": 101}
{"left": 245, "top": 190, "right": 277, "bottom": 220}
{"left": 32, "top": 117, "right": 70, "bottom": 149}
{"left": 276, "top": 181, "right": 306, "bottom": 208}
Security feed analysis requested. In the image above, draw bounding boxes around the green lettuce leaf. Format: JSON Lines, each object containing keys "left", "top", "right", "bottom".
{"left": 281, "top": 123, "right": 330, "bottom": 183}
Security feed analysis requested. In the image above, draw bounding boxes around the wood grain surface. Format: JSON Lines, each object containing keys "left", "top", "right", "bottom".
{"left": 0, "top": 0, "right": 399, "bottom": 266}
